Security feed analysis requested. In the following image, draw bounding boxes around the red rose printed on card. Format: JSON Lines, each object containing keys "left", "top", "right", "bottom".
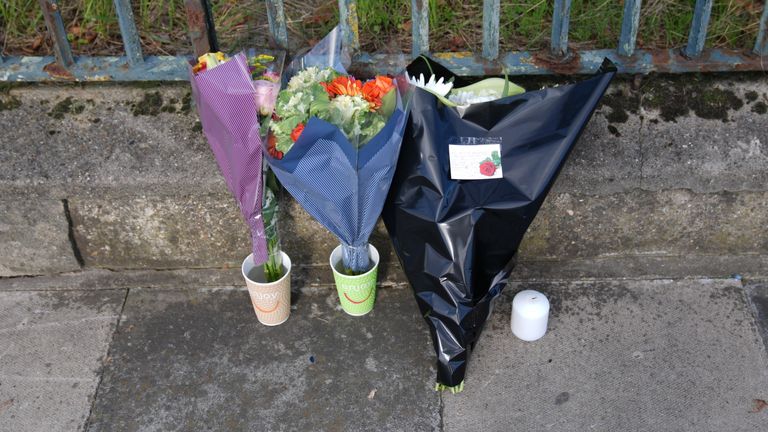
{"left": 478, "top": 150, "right": 501, "bottom": 177}
{"left": 479, "top": 161, "right": 497, "bottom": 176}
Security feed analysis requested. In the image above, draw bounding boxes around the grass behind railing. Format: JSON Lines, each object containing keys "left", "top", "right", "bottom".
{"left": 0, "top": 0, "right": 762, "bottom": 56}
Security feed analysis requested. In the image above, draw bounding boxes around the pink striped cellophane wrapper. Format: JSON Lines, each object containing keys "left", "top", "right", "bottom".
{"left": 189, "top": 53, "right": 268, "bottom": 264}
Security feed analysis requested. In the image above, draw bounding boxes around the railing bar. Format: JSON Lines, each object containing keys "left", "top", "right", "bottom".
{"left": 338, "top": 0, "right": 360, "bottom": 51}
{"left": 755, "top": 1, "right": 768, "bottom": 55}
{"left": 684, "top": 0, "right": 713, "bottom": 58}
{"left": 617, "top": 0, "right": 642, "bottom": 57}
{"left": 265, "top": 0, "right": 288, "bottom": 48}
{"left": 482, "top": 0, "right": 500, "bottom": 60}
{"left": 412, "top": 0, "right": 429, "bottom": 56}
{"left": 550, "top": 0, "right": 572, "bottom": 57}
{"left": 113, "top": 0, "right": 143, "bottom": 65}
{"left": 38, "top": 0, "right": 74, "bottom": 67}
{"left": 5, "top": 48, "right": 768, "bottom": 81}
{"left": 201, "top": 0, "right": 219, "bottom": 52}
{"left": 184, "top": 0, "right": 210, "bottom": 56}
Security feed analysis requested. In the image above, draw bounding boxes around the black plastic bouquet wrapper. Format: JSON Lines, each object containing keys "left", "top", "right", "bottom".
{"left": 382, "top": 57, "right": 615, "bottom": 389}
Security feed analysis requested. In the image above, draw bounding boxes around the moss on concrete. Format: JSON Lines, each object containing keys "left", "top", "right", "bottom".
{"left": 132, "top": 91, "right": 163, "bottom": 116}
{"left": 180, "top": 92, "right": 192, "bottom": 114}
{"left": 745, "top": 91, "right": 759, "bottom": 103}
{"left": 752, "top": 102, "right": 767, "bottom": 115}
{"left": 600, "top": 89, "right": 640, "bottom": 124}
{"left": 0, "top": 95, "right": 22, "bottom": 112}
{"left": 47, "top": 96, "right": 86, "bottom": 119}
{"left": 641, "top": 76, "right": 743, "bottom": 122}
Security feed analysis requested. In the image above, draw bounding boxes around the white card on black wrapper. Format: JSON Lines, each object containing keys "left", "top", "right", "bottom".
{"left": 448, "top": 143, "right": 503, "bottom": 180}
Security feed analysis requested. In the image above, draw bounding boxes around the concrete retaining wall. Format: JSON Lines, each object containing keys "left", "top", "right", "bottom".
{"left": 1, "top": 75, "right": 766, "bottom": 282}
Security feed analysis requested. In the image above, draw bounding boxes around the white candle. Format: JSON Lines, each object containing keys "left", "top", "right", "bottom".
{"left": 511, "top": 290, "right": 549, "bottom": 341}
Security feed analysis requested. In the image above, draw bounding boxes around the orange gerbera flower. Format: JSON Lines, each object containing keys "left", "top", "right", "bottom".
{"left": 362, "top": 76, "right": 395, "bottom": 111}
{"left": 321, "top": 76, "right": 363, "bottom": 98}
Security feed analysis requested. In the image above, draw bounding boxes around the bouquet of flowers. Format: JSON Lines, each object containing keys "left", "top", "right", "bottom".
{"left": 263, "top": 28, "right": 408, "bottom": 315}
{"left": 266, "top": 68, "right": 397, "bottom": 161}
{"left": 189, "top": 50, "right": 286, "bottom": 283}
{"left": 383, "top": 57, "right": 615, "bottom": 392}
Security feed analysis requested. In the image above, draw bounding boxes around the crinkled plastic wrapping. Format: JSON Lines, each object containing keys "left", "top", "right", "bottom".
{"left": 264, "top": 27, "right": 409, "bottom": 273}
{"left": 189, "top": 53, "right": 268, "bottom": 264}
{"left": 382, "top": 57, "right": 615, "bottom": 388}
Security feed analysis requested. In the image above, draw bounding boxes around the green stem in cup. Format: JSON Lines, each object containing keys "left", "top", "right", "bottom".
{"left": 262, "top": 185, "right": 284, "bottom": 283}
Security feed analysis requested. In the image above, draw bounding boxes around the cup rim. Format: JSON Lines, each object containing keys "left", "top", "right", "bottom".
{"left": 329, "top": 244, "right": 380, "bottom": 280}
{"left": 242, "top": 251, "right": 292, "bottom": 285}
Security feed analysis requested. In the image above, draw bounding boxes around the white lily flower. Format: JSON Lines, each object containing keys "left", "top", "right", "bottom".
{"left": 405, "top": 72, "right": 454, "bottom": 97}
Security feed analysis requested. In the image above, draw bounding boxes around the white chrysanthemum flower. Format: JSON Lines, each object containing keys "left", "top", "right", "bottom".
{"left": 405, "top": 72, "right": 453, "bottom": 97}
{"left": 448, "top": 88, "right": 501, "bottom": 106}
{"left": 288, "top": 67, "right": 319, "bottom": 91}
{"left": 328, "top": 95, "right": 370, "bottom": 125}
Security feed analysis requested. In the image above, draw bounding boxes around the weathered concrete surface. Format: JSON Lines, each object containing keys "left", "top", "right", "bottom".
{"left": 0, "top": 77, "right": 767, "bottom": 277}
{"left": 521, "top": 189, "right": 768, "bottom": 258}
{"left": 638, "top": 78, "right": 768, "bottom": 193}
{"left": 69, "top": 194, "right": 250, "bottom": 269}
{"left": 0, "top": 268, "right": 244, "bottom": 292}
{"left": 0, "top": 199, "right": 80, "bottom": 276}
{"left": 0, "top": 85, "right": 222, "bottom": 200}
{"left": 443, "top": 279, "right": 768, "bottom": 432}
{"left": 0, "top": 289, "right": 125, "bottom": 432}
{"left": 86, "top": 287, "right": 439, "bottom": 432}
{"left": 515, "top": 254, "right": 768, "bottom": 280}
{"left": 747, "top": 281, "right": 768, "bottom": 354}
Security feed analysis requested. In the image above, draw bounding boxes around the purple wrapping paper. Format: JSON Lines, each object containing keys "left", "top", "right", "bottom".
{"left": 189, "top": 53, "right": 268, "bottom": 264}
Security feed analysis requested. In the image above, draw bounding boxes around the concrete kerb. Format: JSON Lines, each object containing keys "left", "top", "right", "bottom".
{"left": 0, "top": 75, "right": 766, "bottom": 278}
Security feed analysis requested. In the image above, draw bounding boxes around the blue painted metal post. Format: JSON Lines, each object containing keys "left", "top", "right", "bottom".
{"left": 412, "top": 0, "right": 429, "bottom": 56}
{"left": 113, "top": 0, "right": 143, "bottom": 65}
{"left": 38, "top": 0, "right": 74, "bottom": 67}
{"left": 755, "top": 2, "right": 768, "bottom": 55}
{"left": 617, "top": 0, "right": 642, "bottom": 56}
{"left": 265, "top": 0, "right": 288, "bottom": 48}
{"left": 683, "top": 0, "right": 713, "bottom": 58}
{"left": 551, "top": 0, "right": 572, "bottom": 57}
{"left": 482, "top": 0, "right": 500, "bottom": 60}
{"left": 338, "top": 0, "right": 360, "bottom": 51}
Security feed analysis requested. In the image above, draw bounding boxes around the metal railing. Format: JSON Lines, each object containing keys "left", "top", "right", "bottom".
{"left": 1, "top": 0, "right": 767, "bottom": 81}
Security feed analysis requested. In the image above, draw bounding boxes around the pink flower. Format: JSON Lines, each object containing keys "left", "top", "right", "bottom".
{"left": 479, "top": 161, "right": 497, "bottom": 177}
{"left": 253, "top": 80, "right": 279, "bottom": 116}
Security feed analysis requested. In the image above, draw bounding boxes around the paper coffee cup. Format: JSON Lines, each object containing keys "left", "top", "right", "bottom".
{"left": 329, "top": 245, "right": 379, "bottom": 316}
{"left": 242, "top": 251, "right": 292, "bottom": 326}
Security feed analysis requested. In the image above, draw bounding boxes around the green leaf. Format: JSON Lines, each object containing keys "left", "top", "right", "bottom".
{"left": 451, "top": 78, "right": 525, "bottom": 100}
{"left": 309, "top": 83, "right": 330, "bottom": 115}
{"left": 491, "top": 150, "right": 501, "bottom": 166}
{"left": 379, "top": 88, "right": 397, "bottom": 118}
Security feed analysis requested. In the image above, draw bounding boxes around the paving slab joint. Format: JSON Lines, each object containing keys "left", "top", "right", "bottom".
{"left": 83, "top": 287, "right": 130, "bottom": 430}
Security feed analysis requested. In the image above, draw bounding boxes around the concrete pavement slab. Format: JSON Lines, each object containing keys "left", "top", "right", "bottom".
{"left": 0, "top": 290, "right": 125, "bottom": 432}
{"left": 443, "top": 279, "right": 768, "bottom": 432}
{"left": 86, "top": 286, "right": 439, "bottom": 432}
{"left": 746, "top": 281, "right": 768, "bottom": 354}
{"left": 0, "top": 199, "right": 80, "bottom": 276}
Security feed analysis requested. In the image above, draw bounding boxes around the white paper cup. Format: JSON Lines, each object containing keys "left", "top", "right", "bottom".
{"left": 241, "top": 251, "right": 292, "bottom": 326}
